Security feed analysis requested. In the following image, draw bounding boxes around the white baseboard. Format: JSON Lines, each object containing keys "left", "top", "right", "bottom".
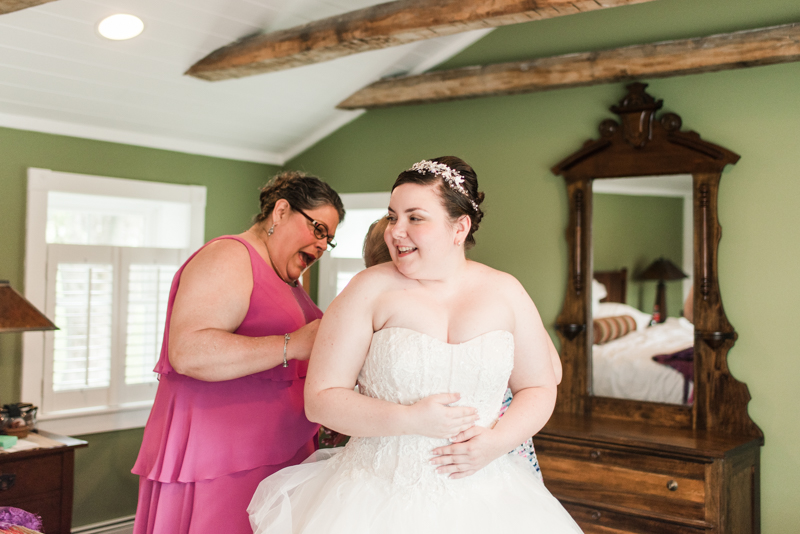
{"left": 72, "top": 515, "right": 135, "bottom": 534}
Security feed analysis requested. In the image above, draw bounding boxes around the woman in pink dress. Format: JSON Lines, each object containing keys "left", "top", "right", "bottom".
{"left": 132, "top": 171, "right": 344, "bottom": 534}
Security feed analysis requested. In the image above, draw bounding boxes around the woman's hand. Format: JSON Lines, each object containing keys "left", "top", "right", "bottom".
{"left": 288, "top": 319, "right": 320, "bottom": 362}
{"left": 430, "top": 425, "right": 506, "bottom": 479}
{"left": 407, "top": 393, "right": 479, "bottom": 439}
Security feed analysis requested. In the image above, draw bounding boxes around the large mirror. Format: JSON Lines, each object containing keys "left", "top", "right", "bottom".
{"left": 551, "top": 83, "right": 761, "bottom": 438}
{"left": 591, "top": 175, "right": 694, "bottom": 406}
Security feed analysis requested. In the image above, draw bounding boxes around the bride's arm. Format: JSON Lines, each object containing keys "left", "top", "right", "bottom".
{"left": 493, "top": 276, "right": 558, "bottom": 444}
{"left": 431, "top": 274, "right": 558, "bottom": 477}
{"left": 304, "top": 267, "right": 478, "bottom": 439}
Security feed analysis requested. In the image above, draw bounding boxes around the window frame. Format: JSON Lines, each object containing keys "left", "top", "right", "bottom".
{"left": 316, "top": 192, "right": 390, "bottom": 311}
{"left": 23, "top": 168, "right": 206, "bottom": 435}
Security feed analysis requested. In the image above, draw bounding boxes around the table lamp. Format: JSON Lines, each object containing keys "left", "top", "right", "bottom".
{"left": 638, "top": 259, "right": 687, "bottom": 323}
{"left": 0, "top": 280, "right": 58, "bottom": 333}
{"left": 0, "top": 280, "right": 57, "bottom": 436}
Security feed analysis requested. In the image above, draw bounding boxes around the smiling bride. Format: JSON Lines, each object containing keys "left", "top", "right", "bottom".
{"left": 248, "top": 156, "right": 582, "bottom": 533}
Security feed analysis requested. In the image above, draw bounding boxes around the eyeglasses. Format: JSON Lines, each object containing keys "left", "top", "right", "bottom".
{"left": 293, "top": 207, "right": 337, "bottom": 250}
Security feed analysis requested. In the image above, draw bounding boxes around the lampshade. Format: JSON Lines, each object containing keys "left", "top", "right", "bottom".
{"left": 0, "top": 280, "right": 58, "bottom": 333}
{"left": 639, "top": 258, "right": 687, "bottom": 281}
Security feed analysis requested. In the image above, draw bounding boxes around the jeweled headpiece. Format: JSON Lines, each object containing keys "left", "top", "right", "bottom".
{"left": 408, "top": 160, "right": 480, "bottom": 212}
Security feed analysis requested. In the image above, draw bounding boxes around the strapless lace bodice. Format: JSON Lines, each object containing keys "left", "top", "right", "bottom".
{"left": 328, "top": 327, "right": 515, "bottom": 495}
{"left": 359, "top": 327, "right": 514, "bottom": 423}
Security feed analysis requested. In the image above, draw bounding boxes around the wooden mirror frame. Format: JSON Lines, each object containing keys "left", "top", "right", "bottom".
{"left": 551, "top": 83, "right": 762, "bottom": 440}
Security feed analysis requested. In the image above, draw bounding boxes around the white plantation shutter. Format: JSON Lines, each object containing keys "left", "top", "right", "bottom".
{"left": 53, "top": 263, "right": 114, "bottom": 391}
{"left": 119, "top": 248, "right": 181, "bottom": 404}
{"left": 124, "top": 266, "right": 174, "bottom": 384}
{"left": 43, "top": 245, "right": 184, "bottom": 412}
{"left": 44, "top": 245, "right": 118, "bottom": 412}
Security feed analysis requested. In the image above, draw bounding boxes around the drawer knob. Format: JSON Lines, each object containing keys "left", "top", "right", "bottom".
{"left": 0, "top": 474, "right": 16, "bottom": 491}
{"left": 590, "top": 450, "right": 601, "bottom": 460}
{"left": 667, "top": 480, "right": 679, "bottom": 491}
{"left": 591, "top": 510, "right": 602, "bottom": 520}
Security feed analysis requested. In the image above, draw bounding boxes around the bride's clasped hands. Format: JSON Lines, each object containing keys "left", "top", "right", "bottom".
{"left": 405, "top": 392, "right": 479, "bottom": 439}
{"left": 430, "top": 423, "right": 505, "bottom": 479}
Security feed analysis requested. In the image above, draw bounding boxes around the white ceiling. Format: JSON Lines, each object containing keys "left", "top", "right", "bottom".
{"left": 0, "top": 0, "right": 491, "bottom": 164}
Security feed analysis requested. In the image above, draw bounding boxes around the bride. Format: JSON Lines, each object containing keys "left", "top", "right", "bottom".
{"left": 248, "top": 157, "right": 582, "bottom": 533}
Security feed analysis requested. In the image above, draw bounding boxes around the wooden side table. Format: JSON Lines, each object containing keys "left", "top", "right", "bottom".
{"left": 0, "top": 430, "right": 87, "bottom": 534}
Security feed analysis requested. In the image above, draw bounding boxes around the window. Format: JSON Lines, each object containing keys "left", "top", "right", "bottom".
{"left": 317, "top": 192, "right": 390, "bottom": 311}
{"left": 23, "top": 168, "right": 205, "bottom": 435}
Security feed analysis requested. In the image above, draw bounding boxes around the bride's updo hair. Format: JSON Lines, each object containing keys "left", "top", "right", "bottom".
{"left": 392, "top": 156, "right": 485, "bottom": 249}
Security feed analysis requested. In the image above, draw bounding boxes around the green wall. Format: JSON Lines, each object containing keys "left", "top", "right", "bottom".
{"left": 285, "top": 2, "right": 800, "bottom": 531}
{"left": 593, "top": 193, "right": 684, "bottom": 317}
{"left": 72, "top": 428, "right": 145, "bottom": 526}
{"left": 1, "top": 0, "right": 798, "bottom": 530}
{"left": 0, "top": 126, "right": 279, "bottom": 526}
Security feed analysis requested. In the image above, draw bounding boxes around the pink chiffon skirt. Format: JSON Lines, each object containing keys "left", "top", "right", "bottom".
{"left": 134, "top": 442, "right": 314, "bottom": 534}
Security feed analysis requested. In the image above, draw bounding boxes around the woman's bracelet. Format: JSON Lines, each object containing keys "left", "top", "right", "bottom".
{"left": 283, "top": 333, "right": 290, "bottom": 368}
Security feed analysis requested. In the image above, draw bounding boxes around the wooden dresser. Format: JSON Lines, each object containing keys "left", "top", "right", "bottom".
{"left": 537, "top": 414, "right": 761, "bottom": 533}
{"left": 549, "top": 86, "right": 764, "bottom": 534}
{"left": 0, "top": 431, "right": 87, "bottom": 534}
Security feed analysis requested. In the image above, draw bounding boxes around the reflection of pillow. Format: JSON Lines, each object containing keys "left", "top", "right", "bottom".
{"left": 592, "top": 279, "right": 608, "bottom": 315}
{"left": 593, "top": 315, "right": 636, "bottom": 344}
{"left": 595, "top": 302, "right": 652, "bottom": 331}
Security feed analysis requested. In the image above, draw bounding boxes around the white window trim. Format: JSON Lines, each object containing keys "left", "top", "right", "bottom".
{"left": 23, "top": 168, "right": 206, "bottom": 435}
{"left": 317, "top": 192, "right": 390, "bottom": 311}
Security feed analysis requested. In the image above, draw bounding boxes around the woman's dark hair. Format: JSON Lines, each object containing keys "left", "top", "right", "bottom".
{"left": 391, "top": 156, "right": 485, "bottom": 248}
{"left": 255, "top": 170, "right": 345, "bottom": 224}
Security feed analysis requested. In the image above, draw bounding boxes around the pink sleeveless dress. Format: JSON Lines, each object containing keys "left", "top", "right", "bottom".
{"left": 132, "top": 236, "right": 322, "bottom": 534}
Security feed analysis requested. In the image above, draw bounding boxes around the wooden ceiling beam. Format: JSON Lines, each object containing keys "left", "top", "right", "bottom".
{"left": 0, "top": 0, "right": 58, "bottom": 15}
{"left": 186, "top": 0, "right": 658, "bottom": 81}
{"left": 338, "top": 23, "right": 800, "bottom": 109}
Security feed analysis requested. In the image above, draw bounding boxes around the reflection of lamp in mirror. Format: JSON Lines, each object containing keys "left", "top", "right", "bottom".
{"left": 638, "top": 259, "right": 687, "bottom": 323}
{"left": 0, "top": 280, "right": 58, "bottom": 333}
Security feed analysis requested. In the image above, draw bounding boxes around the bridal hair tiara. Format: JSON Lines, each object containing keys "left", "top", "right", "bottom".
{"left": 409, "top": 160, "right": 480, "bottom": 212}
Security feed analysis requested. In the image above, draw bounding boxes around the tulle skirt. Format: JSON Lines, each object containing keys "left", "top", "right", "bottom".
{"left": 248, "top": 448, "right": 582, "bottom": 533}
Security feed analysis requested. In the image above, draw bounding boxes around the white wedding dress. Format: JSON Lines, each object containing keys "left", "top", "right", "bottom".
{"left": 248, "top": 327, "right": 582, "bottom": 533}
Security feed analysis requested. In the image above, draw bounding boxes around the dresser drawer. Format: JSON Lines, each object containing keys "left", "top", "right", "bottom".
{"left": 0, "top": 453, "right": 63, "bottom": 501}
{"left": 562, "top": 501, "right": 710, "bottom": 534}
{"left": 536, "top": 440, "right": 706, "bottom": 521}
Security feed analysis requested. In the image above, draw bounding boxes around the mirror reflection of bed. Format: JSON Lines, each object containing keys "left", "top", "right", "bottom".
{"left": 591, "top": 176, "right": 694, "bottom": 405}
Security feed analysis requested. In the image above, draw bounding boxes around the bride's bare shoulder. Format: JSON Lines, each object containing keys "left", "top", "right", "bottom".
{"left": 324, "top": 262, "right": 407, "bottom": 323}
{"left": 467, "top": 261, "right": 533, "bottom": 305}
{"left": 467, "top": 261, "right": 522, "bottom": 286}
{"left": 339, "top": 262, "right": 407, "bottom": 297}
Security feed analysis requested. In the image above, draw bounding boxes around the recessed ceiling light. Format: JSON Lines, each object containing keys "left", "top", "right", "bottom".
{"left": 98, "top": 14, "right": 144, "bottom": 41}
